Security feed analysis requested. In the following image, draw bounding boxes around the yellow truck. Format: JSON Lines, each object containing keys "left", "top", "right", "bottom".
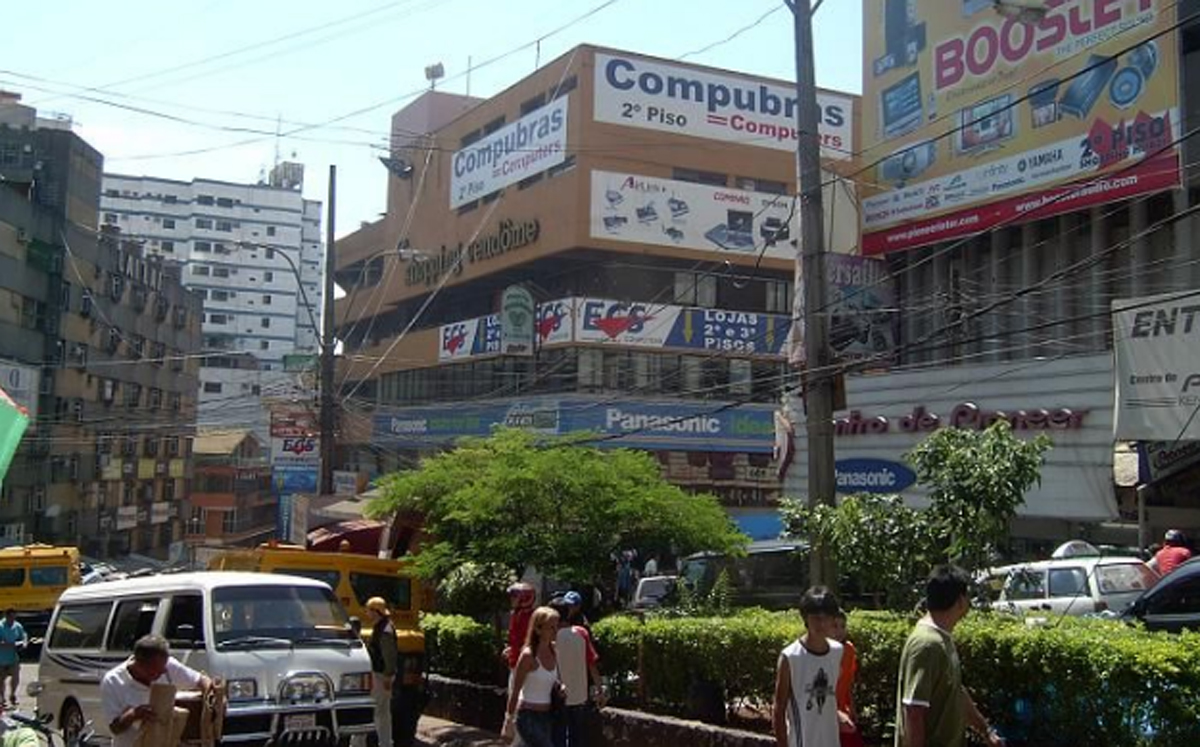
{"left": 0, "top": 545, "right": 81, "bottom": 649}
{"left": 208, "top": 543, "right": 426, "bottom": 744}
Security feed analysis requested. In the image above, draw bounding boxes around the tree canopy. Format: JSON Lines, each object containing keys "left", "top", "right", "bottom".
{"left": 367, "top": 428, "right": 747, "bottom": 585}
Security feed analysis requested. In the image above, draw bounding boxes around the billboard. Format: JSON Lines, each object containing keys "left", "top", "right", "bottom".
{"left": 270, "top": 410, "right": 319, "bottom": 495}
{"left": 1113, "top": 292, "right": 1200, "bottom": 441}
{"left": 825, "top": 255, "right": 898, "bottom": 363}
{"left": 861, "top": 0, "right": 1181, "bottom": 255}
{"left": 574, "top": 298, "right": 789, "bottom": 356}
{"left": 0, "top": 360, "right": 39, "bottom": 426}
{"left": 590, "top": 171, "right": 797, "bottom": 259}
{"left": 450, "top": 97, "right": 568, "bottom": 208}
{"left": 439, "top": 314, "right": 501, "bottom": 361}
{"left": 500, "top": 286, "right": 536, "bottom": 356}
{"left": 593, "top": 51, "right": 854, "bottom": 159}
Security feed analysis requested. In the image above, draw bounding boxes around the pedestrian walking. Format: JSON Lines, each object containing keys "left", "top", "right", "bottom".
{"left": 505, "top": 583, "right": 537, "bottom": 671}
{"left": 365, "top": 597, "right": 398, "bottom": 747}
{"left": 831, "top": 609, "right": 864, "bottom": 747}
{"left": 0, "top": 610, "right": 26, "bottom": 706}
{"left": 895, "top": 565, "right": 1004, "bottom": 747}
{"left": 502, "top": 607, "right": 563, "bottom": 747}
{"left": 772, "top": 587, "right": 849, "bottom": 747}
{"left": 1148, "top": 530, "right": 1192, "bottom": 576}
{"left": 550, "top": 594, "right": 605, "bottom": 747}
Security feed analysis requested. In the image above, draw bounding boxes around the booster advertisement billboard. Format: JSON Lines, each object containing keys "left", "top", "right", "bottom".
{"left": 861, "top": 0, "right": 1181, "bottom": 255}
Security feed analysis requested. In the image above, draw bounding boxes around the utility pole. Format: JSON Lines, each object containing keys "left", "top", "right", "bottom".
{"left": 787, "top": 0, "right": 836, "bottom": 588}
{"left": 320, "top": 165, "right": 337, "bottom": 496}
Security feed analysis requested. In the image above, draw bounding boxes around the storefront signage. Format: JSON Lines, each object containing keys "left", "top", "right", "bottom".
{"left": 0, "top": 360, "right": 39, "bottom": 425}
{"left": 536, "top": 299, "right": 574, "bottom": 347}
{"left": 500, "top": 285, "right": 535, "bottom": 356}
{"left": 450, "top": 97, "right": 568, "bottom": 208}
{"left": 440, "top": 314, "right": 500, "bottom": 361}
{"left": 1114, "top": 291, "right": 1200, "bottom": 441}
{"left": 270, "top": 410, "right": 320, "bottom": 486}
{"left": 823, "top": 255, "right": 897, "bottom": 364}
{"left": 1138, "top": 440, "right": 1200, "bottom": 484}
{"left": 406, "top": 219, "right": 541, "bottom": 287}
{"left": 593, "top": 52, "right": 853, "bottom": 159}
{"left": 835, "top": 458, "right": 916, "bottom": 494}
{"left": 150, "top": 502, "right": 172, "bottom": 525}
{"left": 860, "top": 0, "right": 1180, "bottom": 254}
{"left": 834, "top": 402, "right": 1088, "bottom": 437}
{"left": 575, "top": 298, "right": 789, "bottom": 356}
{"left": 116, "top": 505, "right": 137, "bottom": 531}
{"left": 589, "top": 170, "right": 797, "bottom": 259}
{"left": 374, "top": 397, "right": 777, "bottom": 453}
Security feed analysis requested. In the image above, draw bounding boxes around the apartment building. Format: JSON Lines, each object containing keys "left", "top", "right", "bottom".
{"left": 100, "top": 165, "right": 324, "bottom": 442}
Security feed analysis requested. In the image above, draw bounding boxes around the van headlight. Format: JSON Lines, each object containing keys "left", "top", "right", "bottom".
{"left": 226, "top": 679, "right": 258, "bottom": 700}
{"left": 339, "top": 672, "right": 371, "bottom": 694}
{"left": 280, "top": 674, "right": 332, "bottom": 702}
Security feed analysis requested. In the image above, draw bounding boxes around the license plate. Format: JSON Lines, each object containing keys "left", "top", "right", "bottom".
{"left": 284, "top": 714, "right": 317, "bottom": 731}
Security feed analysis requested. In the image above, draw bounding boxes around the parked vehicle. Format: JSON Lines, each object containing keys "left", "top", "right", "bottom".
{"left": 32, "top": 571, "right": 375, "bottom": 746}
{"left": 992, "top": 556, "right": 1157, "bottom": 617}
{"left": 208, "top": 542, "right": 427, "bottom": 743}
{"left": 680, "top": 540, "right": 808, "bottom": 610}
{"left": 632, "top": 575, "right": 677, "bottom": 610}
{"left": 0, "top": 545, "right": 82, "bottom": 650}
{"left": 1122, "top": 557, "right": 1200, "bottom": 633}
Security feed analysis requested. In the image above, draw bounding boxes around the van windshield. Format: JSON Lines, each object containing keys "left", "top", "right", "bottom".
{"left": 212, "top": 585, "right": 356, "bottom": 649}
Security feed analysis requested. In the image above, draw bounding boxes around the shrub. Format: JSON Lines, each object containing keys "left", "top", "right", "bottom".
{"left": 421, "top": 613, "right": 506, "bottom": 685}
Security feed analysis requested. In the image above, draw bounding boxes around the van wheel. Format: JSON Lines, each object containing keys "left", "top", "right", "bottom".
{"left": 61, "top": 700, "right": 84, "bottom": 741}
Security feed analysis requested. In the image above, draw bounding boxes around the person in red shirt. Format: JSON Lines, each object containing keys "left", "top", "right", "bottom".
{"left": 831, "top": 610, "right": 864, "bottom": 747}
{"left": 504, "top": 582, "right": 537, "bottom": 670}
{"left": 1149, "top": 530, "right": 1193, "bottom": 577}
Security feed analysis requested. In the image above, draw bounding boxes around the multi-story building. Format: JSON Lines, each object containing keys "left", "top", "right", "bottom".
{"left": 0, "top": 92, "right": 203, "bottom": 557}
{"left": 333, "top": 47, "right": 859, "bottom": 535}
{"left": 187, "top": 429, "right": 275, "bottom": 560}
{"left": 779, "top": 0, "right": 1200, "bottom": 554}
{"left": 100, "top": 165, "right": 324, "bottom": 442}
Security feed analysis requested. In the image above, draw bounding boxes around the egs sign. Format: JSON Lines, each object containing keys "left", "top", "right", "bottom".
{"left": 280, "top": 437, "right": 317, "bottom": 455}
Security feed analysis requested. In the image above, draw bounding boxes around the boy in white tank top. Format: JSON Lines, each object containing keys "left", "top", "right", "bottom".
{"left": 771, "top": 587, "right": 856, "bottom": 747}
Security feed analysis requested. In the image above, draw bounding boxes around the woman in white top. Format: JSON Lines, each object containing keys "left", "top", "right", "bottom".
{"left": 502, "top": 606, "right": 561, "bottom": 747}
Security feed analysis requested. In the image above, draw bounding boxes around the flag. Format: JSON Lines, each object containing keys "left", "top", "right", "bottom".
{"left": 0, "top": 385, "right": 30, "bottom": 488}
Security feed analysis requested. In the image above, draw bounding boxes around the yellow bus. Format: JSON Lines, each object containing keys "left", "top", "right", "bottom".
{"left": 0, "top": 545, "right": 82, "bottom": 647}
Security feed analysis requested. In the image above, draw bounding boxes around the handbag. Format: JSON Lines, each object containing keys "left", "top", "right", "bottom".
{"left": 550, "top": 664, "right": 567, "bottom": 712}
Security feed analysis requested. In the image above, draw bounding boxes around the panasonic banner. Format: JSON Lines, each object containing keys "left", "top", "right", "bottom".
{"left": 450, "top": 97, "right": 568, "bottom": 208}
{"left": 593, "top": 52, "right": 854, "bottom": 160}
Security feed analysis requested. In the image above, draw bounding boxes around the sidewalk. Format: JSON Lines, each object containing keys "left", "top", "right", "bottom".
{"left": 416, "top": 716, "right": 507, "bottom": 746}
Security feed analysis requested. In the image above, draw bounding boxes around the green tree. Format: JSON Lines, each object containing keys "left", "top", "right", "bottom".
{"left": 907, "top": 420, "right": 1051, "bottom": 572}
{"left": 367, "top": 428, "right": 747, "bottom": 586}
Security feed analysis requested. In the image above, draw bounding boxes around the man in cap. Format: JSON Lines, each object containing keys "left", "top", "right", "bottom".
{"left": 1149, "top": 530, "right": 1192, "bottom": 576}
{"left": 551, "top": 592, "right": 604, "bottom": 747}
{"left": 365, "top": 597, "right": 398, "bottom": 747}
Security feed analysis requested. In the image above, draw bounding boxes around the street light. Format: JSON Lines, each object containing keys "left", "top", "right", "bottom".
{"left": 237, "top": 241, "right": 323, "bottom": 342}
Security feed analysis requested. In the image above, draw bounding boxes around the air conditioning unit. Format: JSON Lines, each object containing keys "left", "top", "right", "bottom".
{"left": 122, "top": 461, "right": 134, "bottom": 476}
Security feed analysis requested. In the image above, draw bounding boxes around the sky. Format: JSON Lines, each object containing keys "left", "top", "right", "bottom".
{"left": 3, "top": 0, "right": 862, "bottom": 238}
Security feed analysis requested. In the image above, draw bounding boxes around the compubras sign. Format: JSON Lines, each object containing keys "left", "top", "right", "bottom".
{"left": 593, "top": 52, "right": 853, "bottom": 159}
{"left": 450, "top": 97, "right": 569, "bottom": 208}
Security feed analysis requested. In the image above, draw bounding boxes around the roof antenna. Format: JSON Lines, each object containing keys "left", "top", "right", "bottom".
{"left": 273, "top": 113, "right": 282, "bottom": 170}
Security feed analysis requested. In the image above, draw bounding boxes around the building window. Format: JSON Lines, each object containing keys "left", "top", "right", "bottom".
{"left": 211, "top": 290, "right": 230, "bottom": 302}
{"left": 520, "top": 93, "right": 546, "bottom": 114}
{"left": 262, "top": 294, "right": 271, "bottom": 305}
{"left": 266, "top": 226, "right": 276, "bottom": 237}
{"left": 260, "top": 317, "right": 270, "bottom": 328}
{"left": 195, "top": 289, "right": 208, "bottom": 300}
{"left": 208, "top": 313, "right": 228, "bottom": 325}
{"left": 259, "top": 341, "right": 270, "bottom": 351}
{"left": 673, "top": 168, "right": 726, "bottom": 187}
{"left": 578, "top": 349, "right": 603, "bottom": 390}
{"left": 196, "top": 195, "right": 214, "bottom": 206}
{"left": 766, "top": 280, "right": 791, "bottom": 313}
{"left": 266, "top": 248, "right": 275, "bottom": 260}
{"left": 195, "top": 218, "right": 213, "bottom": 229}
{"left": 103, "top": 212, "right": 118, "bottom": 224}
{"left": 735, "top": 177, "right": 788, "bottom": 194}
{"left": 674, "top": 271, "right": 717, "bottom": 307}
{"left": 163, "top": 194, "right": 177, "bottom": 204}
{"left": 213, "top": 267, "right": 230, "bottom": 278}
{"left": 105, "top": 189, "right": 120, "bottom": 197}
{"left": 216, "top": 220, "right": 233, "bottom": 232}
{"left": 551, "top": 75, "right": 578, "bottom": 99}
{"left": 203, "top": 382, "right": 222, "bottom": 394}
{"left": 216, "top": 197, "right": 233, "bottom": 208}
{"left": 192, "top": 265, "right": 210, "bottom": 276}
{"left": 161, "top": 240, "right": 175, "bottom": 253}
{"left": 163, "top": 218, "right": 176, "bottom": 229}
{"left": 264, "top": 272, "right": 274, "bottom": 282}
{"left": 195, "top": 241, "right": 212, "bottom": 253}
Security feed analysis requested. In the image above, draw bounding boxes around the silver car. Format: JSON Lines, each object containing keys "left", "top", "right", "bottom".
{"left": 994, "top": 557, "right": 1158, "bottom": 617}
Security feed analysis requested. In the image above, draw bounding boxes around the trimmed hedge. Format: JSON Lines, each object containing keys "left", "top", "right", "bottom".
{"left": 420, "top": 610, "right": 1200, "bottom": 746}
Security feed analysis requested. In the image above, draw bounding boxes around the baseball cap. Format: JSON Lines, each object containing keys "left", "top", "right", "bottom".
{"left": 366, "top": 597, "right": 390, "bottom": 616}
{"left": 1166, "top": 529, "right": 1187, "bottom": 544}
{"left": 563, "top": 591, "right": 583, "bottom": 606}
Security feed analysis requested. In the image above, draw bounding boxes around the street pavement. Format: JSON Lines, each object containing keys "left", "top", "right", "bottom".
{"left": 18, "top": 662, "right": 505, "bottom": 746}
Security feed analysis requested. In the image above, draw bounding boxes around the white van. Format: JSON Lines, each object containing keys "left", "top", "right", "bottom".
{"left": 32, "top": 571, "right": 375, "bottom": 746}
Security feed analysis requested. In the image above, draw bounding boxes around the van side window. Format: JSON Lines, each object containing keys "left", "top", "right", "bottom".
{"left": 164, "top": 595, "right": 205, "bottom": 647}
{"left": 31, "top": 567, "right": 68, "bottom": 587}
{"left": 274, "top": 568, "right": 340, "bottom": 590}
{"left": 0, "top": 569, "right": 25, "bottom": 587}
{"left": 107, "top": 600, "right": 160, "bottom": 653}
{"left": 50, "top": 603, "right": 111, "bottom": 649}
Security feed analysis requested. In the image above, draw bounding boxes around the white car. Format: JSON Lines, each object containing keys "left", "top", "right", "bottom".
{"left": 993, "top": 556, "right": 1158, "bottom": 617}
{"left": 632, "top": 575, "right": 677, "bottom": 610}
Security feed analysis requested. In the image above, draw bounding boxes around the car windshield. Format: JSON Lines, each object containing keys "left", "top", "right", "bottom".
{"left": 212, "top": 584, "right": 356, "bottom": 648}
{"left": 1096, "top": 563, "right": 1157, "bottom": 595}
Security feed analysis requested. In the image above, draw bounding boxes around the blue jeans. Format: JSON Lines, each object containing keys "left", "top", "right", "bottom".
{"left": 516, "top": 709, "right": 556, "bottom": 747}
{"left": 552, "top": 704, "right": 591, "bottom": 747}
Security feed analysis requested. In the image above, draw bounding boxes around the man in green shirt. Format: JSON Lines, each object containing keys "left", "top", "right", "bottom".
{"left": 895, "top": 566, "right": 1004, "bottom": 747}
